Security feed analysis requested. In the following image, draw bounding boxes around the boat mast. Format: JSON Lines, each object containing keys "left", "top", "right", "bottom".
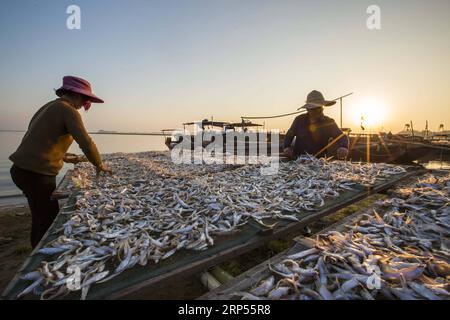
{"left": 334, "top": 93, "right": 353, "bottom": 129}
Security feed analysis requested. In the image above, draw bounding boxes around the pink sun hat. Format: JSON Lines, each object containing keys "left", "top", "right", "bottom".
{"left": 55, "top": 76, "right": 104, "bottom": 103}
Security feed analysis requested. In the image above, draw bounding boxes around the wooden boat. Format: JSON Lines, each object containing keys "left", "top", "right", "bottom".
{"left": 163, "top": 120, "right": 283, "bottom": 156}
{"left": 163, "top": 121, "right": 448, "bottom": 164}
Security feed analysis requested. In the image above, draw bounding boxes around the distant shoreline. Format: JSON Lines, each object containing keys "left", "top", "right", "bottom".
{"left": 92, "top": 132, "right": 165, "bottom": 136}
{"left": 0, "top": 130, "right": 165, "bottom": 136}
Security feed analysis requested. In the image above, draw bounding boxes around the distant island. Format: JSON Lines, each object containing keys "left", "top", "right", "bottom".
{"left": 92, "top": 130, "right": 164, "bottom": 136}
{"left": 96, "top": 130, "right": 118, "bottom": 134}
{"left": 0, "top": 129, "right": 25, "bottom": 132}
{"left": 0, "top": 129, "right": 164, "bottom": 135}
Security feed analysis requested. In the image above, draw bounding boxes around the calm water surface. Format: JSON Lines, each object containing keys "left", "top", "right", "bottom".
{"left": 0, "top": 131, "right": 166, "bottom": 197}
{"left": 0, "top": 131, "right": 449, "bottom": 197}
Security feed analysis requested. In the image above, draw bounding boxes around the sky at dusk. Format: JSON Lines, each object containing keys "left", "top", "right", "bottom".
{"left": 0, "top": 0, "right": 449, "bottom": 133}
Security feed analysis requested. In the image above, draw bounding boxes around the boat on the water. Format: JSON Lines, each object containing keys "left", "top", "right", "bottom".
{"left": 163, "top": 119, "right": 284, "bottom": 156}
{"left": 163, "top": 119, "right": 450, "bottom": 164}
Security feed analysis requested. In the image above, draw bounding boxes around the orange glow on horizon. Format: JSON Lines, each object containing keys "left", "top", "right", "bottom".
{"left": 350, "top": 97, "right": 388, "bottom": 132}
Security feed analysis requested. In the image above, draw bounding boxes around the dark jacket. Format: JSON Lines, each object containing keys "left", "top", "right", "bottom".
{"left": 284, "top": 113, "right": 349, "bottom": 157}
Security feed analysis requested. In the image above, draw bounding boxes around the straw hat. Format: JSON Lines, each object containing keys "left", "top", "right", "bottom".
{"left": 298, "top": 90, "right": 336, "bottom": 110}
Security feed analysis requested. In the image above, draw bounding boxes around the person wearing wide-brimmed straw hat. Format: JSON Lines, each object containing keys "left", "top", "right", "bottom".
{"left": 283, "top": 90, "right": 349, "bottom": 160}
{"left": 9, "top": 76, "right": 112, "bottom": 248}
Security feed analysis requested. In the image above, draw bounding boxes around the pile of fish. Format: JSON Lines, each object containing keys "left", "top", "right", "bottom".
{"left": 234, "top": 173, "right": 450, "bottom": 300}
{"left": 17, "top": 152, "right": 407, "bottom": 299}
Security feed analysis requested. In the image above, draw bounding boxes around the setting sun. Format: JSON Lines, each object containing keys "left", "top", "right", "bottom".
{"left": 352, "top": 97, "right": 388, "bottom": 131}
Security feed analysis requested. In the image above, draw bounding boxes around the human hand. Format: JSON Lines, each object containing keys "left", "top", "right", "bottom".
{"left": 63, "top": 153, "right": 78, "bottom": 164}
{"left": 96, "top": 164, "right": 113, "bottom": 177}
{"left": 283, "top": 147, "right": 294, "bottom": 160}
{"left": 63, "top": 153, "right": 88, "bottom": 164}
{"left": 337, "top": 147, "right": 348, "bottom": 160}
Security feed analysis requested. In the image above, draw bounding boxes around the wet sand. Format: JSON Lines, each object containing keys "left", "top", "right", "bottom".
{"left": 0, "top": 204, "right": 32, "bottom": 295}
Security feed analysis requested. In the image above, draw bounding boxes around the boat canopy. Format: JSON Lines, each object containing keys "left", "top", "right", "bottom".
{"left": 228, "top": 121, "right": 263, "bottom": 128}
{"left": 182, "top": 120, "right": 230, "bottom": 128}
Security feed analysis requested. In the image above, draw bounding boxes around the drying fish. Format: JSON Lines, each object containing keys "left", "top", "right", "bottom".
{"left": 17, "top": 151, "right": 410, "bottom": 299}
{"left": 234, "top": 172, "right": 450, "bottom": 300}
{"left": 250, "top": 276, "right": 275, "bottom": 296}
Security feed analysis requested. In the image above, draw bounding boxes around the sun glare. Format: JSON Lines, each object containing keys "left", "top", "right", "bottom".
{"left": 353, "top": 97, "right": 387, "bottom": 130}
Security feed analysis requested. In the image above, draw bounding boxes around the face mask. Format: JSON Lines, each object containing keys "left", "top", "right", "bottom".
{"left": 83, "top": 100, "right": 92, "bottom": 111}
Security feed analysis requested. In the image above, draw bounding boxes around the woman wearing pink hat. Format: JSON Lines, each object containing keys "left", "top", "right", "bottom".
{"left": 9, "top": 76, "right": 111, "bottom": 248}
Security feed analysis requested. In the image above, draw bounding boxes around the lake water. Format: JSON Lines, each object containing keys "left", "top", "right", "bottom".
{"left": 1, "top": 131, "right": 449, "bottom": 197}
{"left": 0, "top": 131, "right": 167, "bottom": 197}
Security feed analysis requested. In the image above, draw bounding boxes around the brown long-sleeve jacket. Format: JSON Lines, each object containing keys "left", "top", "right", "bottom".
{"left": 9, "top": 98, "right": 102, "bottom": 176}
